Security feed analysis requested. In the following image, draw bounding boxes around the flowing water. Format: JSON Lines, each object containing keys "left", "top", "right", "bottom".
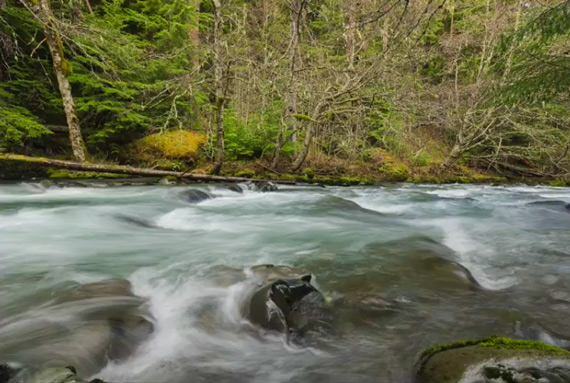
{"left": 1, "top": 182, "right": 570, "bottom": 382}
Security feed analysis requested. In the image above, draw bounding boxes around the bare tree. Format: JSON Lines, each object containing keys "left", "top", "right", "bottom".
{"left": 271, "top": 0, "right": 307, "bottom": 168}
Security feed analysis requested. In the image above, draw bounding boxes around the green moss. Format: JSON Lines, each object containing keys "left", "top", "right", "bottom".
{"left": 379, "top": 161, "right": 410, "bottom": 182}
{"left": 130, "top": 131, "right": 206, "bottom": 166}
{"left": 153, "top": 159, "right": 185, "bottom": 171}
{"left": 61, "top": 59, "right": 73, "bottom": 76}
{"left": 548, "top": 180, "right": 567, "bottom": 187}
{"left": 421, "top": 336, "right": 570, "bottom": 360}
{"left": 235, "top": 169, "right": 256, "bottom": 178}
{"left": 314, "top": 176, "right": 334, "bottom": 184}
{"left": 47, "top": 169, "right": 128, "bottom": 179}
{"left": 292, "top": 114, "right": 314, "bottom": 122}
{"left": 411, "top": 152, "right": 432, "bottom": 167}
{"left": 279, "top": 174, "right": 297, "bottom": 181}
{"left": 338, "top": 176, "right": 372, "bottom": 186}
{"left": 303, "top": 168, "right": 315, "bottom": 180}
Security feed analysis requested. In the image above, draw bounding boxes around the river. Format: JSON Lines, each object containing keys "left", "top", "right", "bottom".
{"left": 1, "top": 182, "right": 569, "bottom": 382}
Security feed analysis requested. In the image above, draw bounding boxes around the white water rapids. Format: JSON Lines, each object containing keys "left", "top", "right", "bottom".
{"left": 1, "top": 182, "right": 569, "bottom": 382}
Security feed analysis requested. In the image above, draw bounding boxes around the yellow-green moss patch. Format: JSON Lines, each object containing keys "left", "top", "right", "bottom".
{"left": 47, "top": 169, "right": 128, "bottom": 179}
{"left": 421, "top": 336, "right": 570, "bottom": 360}
{"left": 130, "top": 130, "right": 206, "bottom": 166}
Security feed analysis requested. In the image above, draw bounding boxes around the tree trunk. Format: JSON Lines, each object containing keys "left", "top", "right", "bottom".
{"left": 23, "top": 0, "right": 87, "bottom": 162}
{"left": 292, "top": 123, "right": 314, "bottom": 171}
{"left": 212, "top": 0, "right": 225, "bottom": 175}
{"left": 292, "top": 101, "right": 325, "bottom": 171}
{"left": 502, "top": 0, "right": 523, "bottom": 83}
{"left": 189, "top": 0, "right": 200, "bottom": 68}
{"left": 0, "top": 0, "right": 13, "bottom": 82}
{"left": 213, "top": 97, "right": 225, "bottom": 175}
{"left": 344, "top": 1, "right": 358, "bottom": 70}
{"left": 84, "top": 0, "right": 93, "bottom": 14}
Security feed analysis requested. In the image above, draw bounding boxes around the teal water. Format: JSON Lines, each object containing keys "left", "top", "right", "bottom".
{"left": 1, "top": 183, "right": 569, "bottom": 382}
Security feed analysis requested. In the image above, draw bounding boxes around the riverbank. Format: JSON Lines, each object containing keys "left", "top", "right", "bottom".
{"left": 1, "top": 153, "right": 569, "bottom": 186}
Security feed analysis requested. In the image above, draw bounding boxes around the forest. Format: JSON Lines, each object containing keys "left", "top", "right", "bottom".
{"left": 1, "top": 0, "right": 570, "bottom": 183}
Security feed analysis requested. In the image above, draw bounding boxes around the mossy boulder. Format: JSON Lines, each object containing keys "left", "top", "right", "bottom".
{"left": 417, "top": 336, "right": 570, "bottom": 383}
{"left": 129, "top": 130, "right": 206, "bottom": 169}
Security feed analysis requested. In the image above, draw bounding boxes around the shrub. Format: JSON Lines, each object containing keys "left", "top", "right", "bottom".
{"left": 378, "top": 152, "right": 410, "bottom": 181}
{"left": 411, "top": 151, "right": 432, "bottom": 167}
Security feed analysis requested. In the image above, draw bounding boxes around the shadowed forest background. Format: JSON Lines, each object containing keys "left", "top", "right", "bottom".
{"left": 1, "top": 0, "right": 569, "bottom": 182}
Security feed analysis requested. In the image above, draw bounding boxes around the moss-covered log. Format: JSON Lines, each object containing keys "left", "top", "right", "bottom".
{"left": 0, "top": 154, "right": 300, "bottom": 184}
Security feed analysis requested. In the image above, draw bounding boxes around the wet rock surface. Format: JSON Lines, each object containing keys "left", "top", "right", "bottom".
{"left": 0, "top": 280, "right": 153, "bottom": 378}
{"left": 179, "top": 188, "right": 213, "bottom": 203}
{"left": 227, "top": 183, "right": 243, "bottom": 193}
{"left": 3, "top": 365, "right": 109, "bottom": 383}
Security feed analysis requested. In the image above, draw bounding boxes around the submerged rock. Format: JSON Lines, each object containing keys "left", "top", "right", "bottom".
{"left": 39, "top": 179, "right": 54, "bottom": 189}
{"left": 227, "top": 183, "right": 243, "bottom": 193}
{"left": 528, "top": 200, "right": 570, "bottom": 213}
{"left": 253, "top": 181, "right": 278, "bottom": 192}
{"left": 180, "top": 189, "right": 212, "bottom": 203}
{"left": 0, "top": 280, "right": 154, "bottom": 377}
{"left": 158, "top": 177, "right": 176, "bottom": 186}
{"left": 115, "top": 214, "right": 157, "bottom": 229}
{"left": 416, "top": 336, "right": 570, "bottom": 383}
{"left": 8, "top": 366, "right": 109, "bottom": 383}
{"left": 247, "top": 264, "right": 312, "bottom": 282}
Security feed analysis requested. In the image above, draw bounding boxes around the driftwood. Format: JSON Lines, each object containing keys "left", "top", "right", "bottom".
{"left": 0, "top": 154, "right": 301, "bottom": 185}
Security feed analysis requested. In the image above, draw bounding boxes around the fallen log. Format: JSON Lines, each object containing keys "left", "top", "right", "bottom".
{"left": 0, "top": 153, "right": 302, "bottom": 185}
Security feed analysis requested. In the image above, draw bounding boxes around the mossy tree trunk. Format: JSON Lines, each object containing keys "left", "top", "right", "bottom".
{"left": 212, "top": 0, "right": 225, "bottom": 175}
{"left": 22, "top": 0, "right": 87, "bottom": 162}
{"left": 0, "top": 153, "right": 303, "bottom": 184}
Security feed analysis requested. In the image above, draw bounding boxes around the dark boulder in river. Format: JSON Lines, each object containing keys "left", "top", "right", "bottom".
{"left": 527, "top": 200, "right": 570, "bottom": 213}
{"left": 253, "top": 181, "right": 278, "bottom": 192}
{"left": 179, "top": 189, "right": 212, "bottom": 203}
{"left": 0, "top": 365, "right": 10, "bottom": 383}
{"left": 227, "top": 183, "right": 243, "bottom": 193}
{"left": 0, "top": 280, "right": 154, "bottom": 378}
{"left": 416, "top": 336, "right": 570, "bottom": 383}
{"left": 241, "top": 274, "right": 323, "bottom": 335}
{"left": 211, "top": 264, "right": 329, "bottom": 337}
